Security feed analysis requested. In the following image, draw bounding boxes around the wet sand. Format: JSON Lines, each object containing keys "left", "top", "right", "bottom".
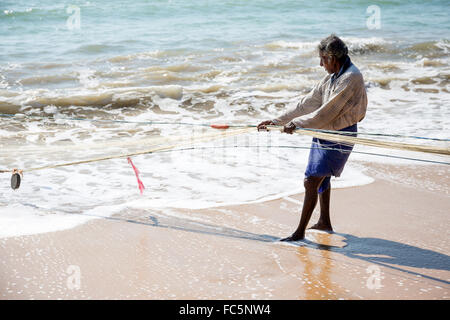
{"left": 0, "top": 162, "right": 449, "bottom": 299}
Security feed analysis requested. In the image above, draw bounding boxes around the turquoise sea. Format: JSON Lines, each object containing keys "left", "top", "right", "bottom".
{"left": 1, "top": 0, "right": 449, "bottom": 62}
{"left": 0, "top": 0, "right": 449, "bottom": 237}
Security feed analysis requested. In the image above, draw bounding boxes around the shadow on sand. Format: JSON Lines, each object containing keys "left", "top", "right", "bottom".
{"left": 306, "top": 233, "right": 450, "bottom": 286}
{"left": 86, "top": 211, "right": 450, "bottom": 286}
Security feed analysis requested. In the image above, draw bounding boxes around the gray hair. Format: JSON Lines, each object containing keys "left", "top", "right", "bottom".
{"left": 318, "top": 34, "right": 348, "bottom": 61}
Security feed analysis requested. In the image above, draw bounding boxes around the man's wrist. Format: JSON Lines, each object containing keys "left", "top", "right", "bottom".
{"left": 291, "top": 119, "right": 303, "bottom": 129}
{"left": 287, "top": 122, "right": 296, "bottom": 129}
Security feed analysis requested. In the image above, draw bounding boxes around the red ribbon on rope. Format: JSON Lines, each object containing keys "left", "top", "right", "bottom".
{"left": 127, "top": 157, "right": 145, "bottom": 194}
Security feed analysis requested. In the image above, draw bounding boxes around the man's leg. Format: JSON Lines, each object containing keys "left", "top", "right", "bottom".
{"left": 281, "top": 176, "right": 325, "bottom": 241}
{"left": 309, "top": 185, "right": 333, "bottom": 232}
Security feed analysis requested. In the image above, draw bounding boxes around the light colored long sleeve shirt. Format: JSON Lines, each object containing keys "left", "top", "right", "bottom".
{"left": 273, "top": 63, "right": 368, "bottom": 130}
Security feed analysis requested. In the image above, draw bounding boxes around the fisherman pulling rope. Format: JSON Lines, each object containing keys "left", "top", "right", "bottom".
{"left": 1, "top": 34, "right": 448, "bottom": 229}
{"left": 258, "top": 34, "right": 368, "bottom": 241}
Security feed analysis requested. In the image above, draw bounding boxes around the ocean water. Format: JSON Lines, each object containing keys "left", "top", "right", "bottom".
{"left": 0, "top": 0, "right": 449, "bottom": 237}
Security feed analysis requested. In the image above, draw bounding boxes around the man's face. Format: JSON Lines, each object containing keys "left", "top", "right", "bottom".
{"left": 319, "top": 52, "right": 335, "bottom": 74}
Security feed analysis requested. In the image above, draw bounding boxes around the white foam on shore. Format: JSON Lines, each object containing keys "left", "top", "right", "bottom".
{"left": 127, "top": 163, "right": 374, "bottom": 210}
{"left": 0, "top": 203, "right": 92, "bottom": 238}
{"left": 0, "top": 202, "right": 128, "bottom": 239}
{"left": 0, "top": 142, "right": 374, "bottom": 239}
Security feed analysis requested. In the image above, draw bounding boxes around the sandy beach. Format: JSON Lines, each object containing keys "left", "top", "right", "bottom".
{"left": 0, "top": 162, "right": 448, "bottom": 300}
{"left": 1, "top": 0, "right": 449, "bottom": 304}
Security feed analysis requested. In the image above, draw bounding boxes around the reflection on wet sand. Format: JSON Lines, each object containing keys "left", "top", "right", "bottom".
{"left": 292, "top": 232, "right": 346, "bottom": 299}
{"left": 297, "top": 245, "right": 336, "bottom": 299}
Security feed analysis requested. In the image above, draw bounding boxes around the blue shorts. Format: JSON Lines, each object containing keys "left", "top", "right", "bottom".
{"left": 304, "top": 124, "right": 357, "bottom": 193}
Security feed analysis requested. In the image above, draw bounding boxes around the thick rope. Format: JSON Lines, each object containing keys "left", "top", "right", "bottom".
{"left": 0, "top": 125, "right": 448, "bottom": 174}
{"left": 1, "top": 113, "right": 448, "bottom": 142}
{"left": 265, "top": 126, "right": 450, "bottom": 156}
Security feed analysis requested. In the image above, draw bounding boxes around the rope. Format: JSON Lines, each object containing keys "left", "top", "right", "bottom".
{"left": 2, "top": 127, "right": 448, "bottom": 177}
{"left": 0, "top": 132, "right": 219, "bottom": 155}
{"left": 299, "top": 127, "right": 449, "bottom": 142}
{"left": 1, "top": 112, "right": 448, "bottom": 142}
{"left": 0, "top": 118, "right": 448, "bottom": 175}
{"left": 0, "top": 127, "right": 253, "bottom": 174}
{"left": 154, "top": 145, "right": 450, "bottom": 166}
{"left": 265, "top": 126, "right": 450, "bottom": 156}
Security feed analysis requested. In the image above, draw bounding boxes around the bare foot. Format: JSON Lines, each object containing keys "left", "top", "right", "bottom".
{"left": 308, "top": 222, "right": 333, "bottom": 232}
{"left": 280, "top": 233, "right": 304, "bottom": 242}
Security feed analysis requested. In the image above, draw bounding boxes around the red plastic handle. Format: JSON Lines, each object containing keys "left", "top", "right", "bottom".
{"left": 210, "top": 124, "right": 230, "bottom": 129}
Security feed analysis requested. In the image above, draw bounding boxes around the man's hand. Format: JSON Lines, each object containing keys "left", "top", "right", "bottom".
{"left": 257, "top": 120, "right": 275, "bottom": 131}
{"left": 283, "top": 122, "right": 297, "bottom": 134}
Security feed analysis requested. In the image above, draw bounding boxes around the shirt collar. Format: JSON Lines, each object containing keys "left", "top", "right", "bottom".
{"left": 331, "top": 56, "right": 351, "bottom": 83}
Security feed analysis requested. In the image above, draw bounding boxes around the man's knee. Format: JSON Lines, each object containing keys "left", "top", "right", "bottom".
{"left": 304, "top": 176, "right": 324, "bottom": 191}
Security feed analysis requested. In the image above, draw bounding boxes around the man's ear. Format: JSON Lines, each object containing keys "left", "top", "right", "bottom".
{"left": 330, "top": 56, "right": 339, "bottom": 70}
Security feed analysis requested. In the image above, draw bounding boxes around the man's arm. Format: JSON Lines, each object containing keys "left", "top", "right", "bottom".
{"left": 291, "top": 72, "right": 363, "bottom": 129}
{"left": 272, "top": 79, "right": 324, "bottom": 126}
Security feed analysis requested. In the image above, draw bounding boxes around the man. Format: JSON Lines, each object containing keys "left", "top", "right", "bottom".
{"left": 257, "top": 34, "right": 367, "bottom": 241}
